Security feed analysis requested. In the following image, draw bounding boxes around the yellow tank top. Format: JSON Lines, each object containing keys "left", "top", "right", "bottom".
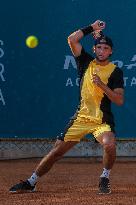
{"left": 78, "top": 59, "right": 116, "bottom": 123}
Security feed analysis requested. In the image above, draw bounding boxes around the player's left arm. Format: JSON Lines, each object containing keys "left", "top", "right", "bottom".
{"left": 92, "top": 74, "right": 124, "bottom": 106}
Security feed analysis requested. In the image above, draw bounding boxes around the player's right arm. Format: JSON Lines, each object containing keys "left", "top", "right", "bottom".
{"left": 68, "top": 30, "right": 84, "bottom": 57}
{"left": 68, "top": 20, "right": 105, "bottom": 57}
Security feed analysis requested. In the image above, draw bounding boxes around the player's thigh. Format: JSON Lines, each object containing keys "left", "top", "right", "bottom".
{"left": 53, "top": 139, "right": 77, "bottom": 155}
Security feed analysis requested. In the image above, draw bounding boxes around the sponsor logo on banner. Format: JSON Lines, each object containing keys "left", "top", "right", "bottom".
{"left": 0, "top": 40, "right": 5, "bottom": 106}
{"left": 63, "top": 55, "right": 136, "bottom": 87}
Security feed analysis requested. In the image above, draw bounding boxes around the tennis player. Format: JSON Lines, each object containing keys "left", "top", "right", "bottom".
{"left": 9, "top": 20, "right": 124, "bottom": 194}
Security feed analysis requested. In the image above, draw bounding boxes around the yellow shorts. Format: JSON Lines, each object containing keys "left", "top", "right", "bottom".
{"left": 58, "top": 116, "right": 112, "bottom": 142}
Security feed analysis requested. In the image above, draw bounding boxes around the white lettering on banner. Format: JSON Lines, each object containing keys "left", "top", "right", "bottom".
{"left": 63, "top": 54, "right": 136, "bottom": 88}
{"left": 112, "top": 60, "right": 123, "bottom": 68}
{"left": 0, "top": 63, "right": 5, "bottom": 81}
{"left": 64, "top": 55, "right": 77, "bottom": 70}
{"left": 0, "top": 89, "right": 5, "bottom": 105}
{"left": 66, "top": 77, "right": 80, "bottom": 87}
{"left": 124, "top": 54, "right": 136, "bottom": 69}
{"left": 124, "top": 63, "right": 136, "bottom": 70}
{"left": 76, "top": 78, "right": 80, "bottom": 86}
{"left": 0, "top": 40, "right": 5, "bottom": 106}
{"left": 131, "top": 77, "right": 136, "bottom": 86}
{"left": 66, "top": 78, "right": 73, "bottom": 86}
{"left": 123, "top": 77, "right": 128, "bottom": 87}
{"left": 0, "top": 48, "right": 4, "bottom": 58}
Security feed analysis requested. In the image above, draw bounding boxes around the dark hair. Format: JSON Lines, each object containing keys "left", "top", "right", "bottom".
{"left": 94, "top": 36, "right": 113, "bottom": 48}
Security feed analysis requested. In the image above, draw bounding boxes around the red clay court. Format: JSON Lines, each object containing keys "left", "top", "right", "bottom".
{"left": 0, "top": 158, "right": 136, "bottom": 205}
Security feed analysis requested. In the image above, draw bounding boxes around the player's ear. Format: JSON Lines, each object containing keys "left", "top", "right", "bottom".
{"left": 109, "top": 49, "right": 113, "bottom": 56}
{"left": 92, "top": 46, "right": 95, "bottom": 53}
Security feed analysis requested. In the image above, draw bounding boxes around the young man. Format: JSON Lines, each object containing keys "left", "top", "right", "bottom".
{"left": 9, "top": 20, "right": 124, "bottom": 194}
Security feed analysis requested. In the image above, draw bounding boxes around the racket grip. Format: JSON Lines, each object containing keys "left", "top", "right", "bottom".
{"left": 98, "top": 21, "right": 105, "bottom": 27}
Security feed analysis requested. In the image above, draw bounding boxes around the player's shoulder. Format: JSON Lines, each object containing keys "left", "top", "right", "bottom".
{"left": 110, "top": 61, "right": 123, "bottom": 72}
{"left": 75, "top": 47, "right": 94, "bottom": 61}
{"left": 108, "top": 65, "right": 124, "bottom": 86}
{"left": 111, "top": 64, "right": 124, "bottom": 76}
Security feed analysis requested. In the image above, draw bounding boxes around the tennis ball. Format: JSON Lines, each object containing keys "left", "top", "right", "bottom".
{"left": 26, "top": 36, "right": 38, "bottom": 48}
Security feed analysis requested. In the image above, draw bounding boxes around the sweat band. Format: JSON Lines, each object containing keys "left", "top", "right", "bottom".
{"left": 81, "top": 25, "right": 94, "bottom": 36}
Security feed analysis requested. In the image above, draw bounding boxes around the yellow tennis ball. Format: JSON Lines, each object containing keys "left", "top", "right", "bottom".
{"left": 26, "top": 36, "right": 38, "bottom": 48}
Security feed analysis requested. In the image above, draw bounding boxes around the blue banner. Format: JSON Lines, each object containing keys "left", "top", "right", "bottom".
{"left": 0, "top": 0, "right": 135, "bottom": 138}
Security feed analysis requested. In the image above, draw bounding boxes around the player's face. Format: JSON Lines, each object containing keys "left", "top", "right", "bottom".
{"left": 95, "top": 44, "right": 112, "bottom": 62}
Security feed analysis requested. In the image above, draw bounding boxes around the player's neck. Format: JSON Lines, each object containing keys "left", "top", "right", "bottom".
{"left": 95, "top": 58, "right": 110, "bottom": 66}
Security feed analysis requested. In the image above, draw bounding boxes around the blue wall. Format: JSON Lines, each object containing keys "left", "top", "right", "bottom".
{"left": 0, "top": 0, "right": 136, "bottom": 138}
